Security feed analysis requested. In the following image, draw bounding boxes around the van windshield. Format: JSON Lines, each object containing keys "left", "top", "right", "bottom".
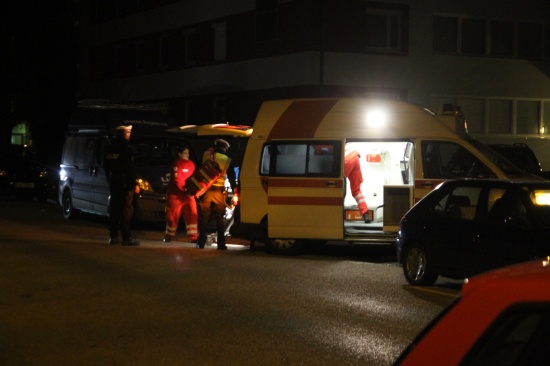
{"left": 466, "top": 138, "right": 522, "bottom": 174}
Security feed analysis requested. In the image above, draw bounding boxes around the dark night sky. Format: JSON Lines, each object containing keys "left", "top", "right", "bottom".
{"left": 4, "top": 0, "right": 78, "bottom": 163}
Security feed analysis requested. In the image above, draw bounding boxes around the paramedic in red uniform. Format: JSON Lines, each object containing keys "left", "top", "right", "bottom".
{"left": 196, "top": 139, "right": 237, "bottom": 250}
{"left": 163, "top": 146, "right": 198, "bottom": 243}
{"left": 344, "top": 143, "right": 371, "bottom": 223}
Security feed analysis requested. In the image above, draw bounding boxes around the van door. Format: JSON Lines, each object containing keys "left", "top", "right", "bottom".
{"left": 264, "top": 140, "right": 344, "bottom": 239}
{"left": 68, "top": 134, "right": 97, "bottom": 211}
{"left": 92, "top": 136, "right": 110, "bottom": 214}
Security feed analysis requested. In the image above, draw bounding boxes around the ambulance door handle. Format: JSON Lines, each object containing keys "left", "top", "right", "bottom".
{"left": 326, "top": 181, "right": 337, "bottom": 188}
{"left": 421, "top": 181, "right": 434, "bottom": 188}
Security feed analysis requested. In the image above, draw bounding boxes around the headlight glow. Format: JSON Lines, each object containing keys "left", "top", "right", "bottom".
{"left": 533, "top": 190, "right": 550, "bottom": 205}
{"left": 137, "top": 178, "right": 153, "bottom": 192}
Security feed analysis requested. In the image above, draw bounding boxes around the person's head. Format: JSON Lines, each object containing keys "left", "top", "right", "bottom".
{"left": 115, "top": 125, "right": 132, "bottom": 141}
{"left": 177, "top": 146, "right": 190, "bottom": 161}
{"left": 214, "top": 139, "right": 230, "bottom": 153}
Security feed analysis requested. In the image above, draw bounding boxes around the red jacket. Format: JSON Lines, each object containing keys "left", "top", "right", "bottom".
{"left": 167, "top": 158, "right": 195, "bottom": 195}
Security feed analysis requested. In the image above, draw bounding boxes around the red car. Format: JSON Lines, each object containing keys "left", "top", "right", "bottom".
{"left": 394, "top": 259, "right": 550, "bottom": 365}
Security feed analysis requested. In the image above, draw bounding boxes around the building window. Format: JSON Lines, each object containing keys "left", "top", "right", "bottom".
{"left": 457, "top": 98, "right": 484, "bottom": 134}
{"left": 256, "top": 0, "right": 278, "bottom": 42}
{"left": 518, "top": 22, "right": 543, "bottom": 58}
{"left": 135, "top": 38, "right": 158, "bottom": 73}
{"left": 159, "top": 33, "right": 183, "bottom": 68}
{"left": 516, "top": 101, "right": 540, "bottom": 135}
{"left": 365, "top": 9, "right": 403, "bottom": 52}
{"left": 434, "top": 15, "right": 547, "bottom": 59}
{"left": 544, "top": 102, "right": 550, "bottom": 135}
{"left": 212, "top": 22, "right": 227, "bottom": 62}
{"left": 213, "top": 98, "right": 227, "bottom": 123}
{"left": 461, "top": 18, "right": 485, "bottom": 55}
{"left": 490, "top": 20, "right": 514, "bottom": 57}
{"left": 488, "top": 100, "right": 513, "bottom": 134}
{"left": 433, "top": 16, "right": 458, "bottom": 52}
{"left": 184, "top": 30, "right": 197, "bottom": 66}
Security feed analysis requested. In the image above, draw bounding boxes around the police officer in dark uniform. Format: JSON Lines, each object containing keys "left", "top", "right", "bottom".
{"left": 196, "top": 139, "right": 237, "bottom": 250}
{"left": 103, "top": 125, "right": 140, "bottom": 246}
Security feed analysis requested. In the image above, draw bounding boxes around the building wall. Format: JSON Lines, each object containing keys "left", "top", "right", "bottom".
{"left": 77, "top": 0, "right": 550, "bottom": 165}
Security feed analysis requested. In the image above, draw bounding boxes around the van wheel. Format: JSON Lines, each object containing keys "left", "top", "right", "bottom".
{"left": 265, "top": 238, "right": 304, "bottom": 256}
{"left": 62, "top": 190, "right": 78, "bottom": 220}
{"left": 402, "top": 244, "right": 438, "bottom": 286}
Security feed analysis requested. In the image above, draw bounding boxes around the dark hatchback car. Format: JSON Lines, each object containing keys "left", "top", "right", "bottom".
{"left": 396, "top": 179, "right": 550, "bottom": 286}
{"left": 0, "top": 145, "right": 58, "bottom": 201}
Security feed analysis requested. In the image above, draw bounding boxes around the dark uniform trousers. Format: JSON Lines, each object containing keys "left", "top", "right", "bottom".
{"left": 109, "top": 187, "right": 134, "bottom": 241}
{"left": 198, "top": 186, "right": 227, "bottom": 247}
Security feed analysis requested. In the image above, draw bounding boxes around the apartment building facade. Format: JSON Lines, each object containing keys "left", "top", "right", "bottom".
{"left": 77, "top": 0, "right": 550, "bottom": 166}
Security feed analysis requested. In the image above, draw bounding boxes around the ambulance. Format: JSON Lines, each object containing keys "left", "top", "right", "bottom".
{"left": 235, "top": 98, "right": 541, "bottom": 254}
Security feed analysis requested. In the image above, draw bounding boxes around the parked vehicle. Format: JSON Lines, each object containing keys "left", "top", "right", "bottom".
{"left": 0, "top": 144, "right": 58, "bottom": 202}
{"left": 394, "top": 259, "right": 550, "bottom": 366}
{"left": 58, "top": 102, "right": 185, "bottom": 222}
{"left": 397, "top": 179, "right": 550, "bottom": 286}
{"left": 488, "top": 143, "right": 547, "bottom": 178}
{"left": 235, "top": 98, "right": 542, "bottom": 255}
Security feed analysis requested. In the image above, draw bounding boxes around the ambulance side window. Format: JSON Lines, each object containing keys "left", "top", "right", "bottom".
{"left": 260, "top": 145, "right": 272, "bottom": 175}
{"left": 276, "top": 144, "right": 307, "bottom": 175}
{"left": 261, "top": 141, "right": 341, "bottom": 177}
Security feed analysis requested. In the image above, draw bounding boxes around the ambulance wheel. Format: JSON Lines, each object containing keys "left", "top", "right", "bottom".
{"left": 264, "top": 238, "right": 304, "bottom": 256}
{"left": 62, "top": 190, "right": 78, "bottom": 220}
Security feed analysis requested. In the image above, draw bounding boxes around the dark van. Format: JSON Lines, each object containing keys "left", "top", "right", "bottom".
{"left": 58, "top": 102, "right": 188, "bottom": 222}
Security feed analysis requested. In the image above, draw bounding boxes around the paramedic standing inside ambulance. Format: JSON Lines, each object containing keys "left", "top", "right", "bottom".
{"left": 345, "top": 143, "right": 371, "bottom": 223}
{"left": 163, "top": 146, "right": 198, "bottom": 243}
{"left": 197, "top": 139, "right": 237, "bottom": 250}
{"left": 103, "top": 124, "right": 140, "bottom": 246}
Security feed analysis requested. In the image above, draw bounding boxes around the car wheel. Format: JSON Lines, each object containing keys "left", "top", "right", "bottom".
{"left": 402, "top": 244, "right": 438, "bottom": 286}
{"left": 62, "top": 190, "right": 78, "bottom": 220}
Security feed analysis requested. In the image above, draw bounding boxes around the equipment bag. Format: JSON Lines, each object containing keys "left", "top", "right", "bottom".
{"left": 185, "top": 159, "right": 223, "bottom": 197}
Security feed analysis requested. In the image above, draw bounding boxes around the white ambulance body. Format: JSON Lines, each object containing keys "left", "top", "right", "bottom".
{"left": 237, "top": 98, "right": 538, "bottom": 254}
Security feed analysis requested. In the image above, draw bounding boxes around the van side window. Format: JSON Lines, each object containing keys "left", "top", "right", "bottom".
{"left": 261, "top": 141, "right": 341, "bottom": 177}
{"left": 422, "top": 141, "right": 493, "bottom": 179}
{"left": 64, "top": 135, "right": 95, "bottom": 168}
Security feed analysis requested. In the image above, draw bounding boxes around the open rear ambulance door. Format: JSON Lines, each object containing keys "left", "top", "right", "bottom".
{"left": 264, "top": 140, "right": 344, "bottom": 251}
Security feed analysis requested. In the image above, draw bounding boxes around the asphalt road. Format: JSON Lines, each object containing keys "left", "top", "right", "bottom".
{"left": 0, "top": 197, "right": 460, "bottom": 365}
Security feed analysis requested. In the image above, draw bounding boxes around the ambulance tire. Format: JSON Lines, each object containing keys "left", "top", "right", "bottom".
{"left": 261, "top": 219, "right": 304, "bottom": 255}
{"left": 264, "top": 238, "right": 304, "bottom": 256}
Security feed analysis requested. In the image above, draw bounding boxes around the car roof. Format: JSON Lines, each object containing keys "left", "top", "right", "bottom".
{"left": 395, "top": 260, "right": 550, "bottom": 365}
{"left": 463, "top": 259, "right": 550, "bottom": 299}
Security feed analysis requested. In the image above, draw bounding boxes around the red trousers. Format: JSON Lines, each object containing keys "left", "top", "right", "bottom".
{"left": 344, "top": 152, "right": 368, "bottom": 216}
{"left": 165, "top": 193, "right": 198, "bottom": 241}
